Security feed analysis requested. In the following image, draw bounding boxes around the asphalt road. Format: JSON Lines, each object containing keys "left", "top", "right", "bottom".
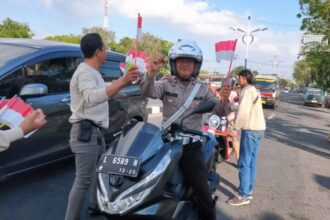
{"left": 0, "top": 93, "right": 329, "bottom": 220}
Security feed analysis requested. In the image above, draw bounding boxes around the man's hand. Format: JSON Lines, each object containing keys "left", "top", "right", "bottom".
{"left": 148, "top": 53, "right": 166, "bottom": 78}
{"left": 20, "top": 109, "right": 47, "bottom": 135}
{"left": 120, "top": 66, "right": 139, "bottom": 86}
{"left": 220, "top": 85, "right": 231, "bottom": 101}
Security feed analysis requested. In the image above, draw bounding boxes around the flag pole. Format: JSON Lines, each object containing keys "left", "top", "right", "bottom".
{"left": 136, "top": 13, "right": 142, "bottom": 50}
{"left": 225, "top": 39, "right": 238, "bottom": 85}
{"left": 227, "top": 39, "right": 237, "bottom": 76}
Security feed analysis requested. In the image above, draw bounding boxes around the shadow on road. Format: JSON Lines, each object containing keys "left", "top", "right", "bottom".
{"left": 266, "top": 117, "right": 330, "bottom": 159}
{"left": 265, "top": 94, "right": 330, "bottom": 159}
{"left": 313, "top": 174, "right": 330, "bottom": 190}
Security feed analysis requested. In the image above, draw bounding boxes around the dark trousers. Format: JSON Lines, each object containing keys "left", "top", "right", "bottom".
{"left": 179, "top": 141, "right": 216, "bottom": 220}
{"left": 65, "top": 123, "right": 105, "bottom": 220}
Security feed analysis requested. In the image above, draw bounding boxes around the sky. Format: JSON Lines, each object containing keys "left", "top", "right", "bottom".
{"left": 0, "top": 0, "right": 304, "bottom": 79}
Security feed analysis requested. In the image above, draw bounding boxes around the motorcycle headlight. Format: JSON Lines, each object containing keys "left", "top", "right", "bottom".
{"left": 97, "top": 150, "right": 172, "bottom": 215}
{"left": 208, "top": 115, "right": 221, "bottom": 129}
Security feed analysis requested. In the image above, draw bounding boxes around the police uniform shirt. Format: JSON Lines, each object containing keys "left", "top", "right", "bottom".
{"left": 141, "top": 75, "right": 225, "bottom": 131}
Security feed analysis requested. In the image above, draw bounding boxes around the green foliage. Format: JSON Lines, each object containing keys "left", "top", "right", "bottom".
{"left": 0, "top": 18, "right": 34, "bottom": 38}
{"left": 293, "top": 59, "right": 313, "bottom": 87}
{"left": 110, "top": 37, "right": 135, "bottom": 53}
{"left": 279, "top": 79, "right": 292, "bottom": 88}
{"left": 230, "top": 66, "right": 245, "bottom": 75}
{"left": 45, "top": 34, "right": 81, "bottom": 44}
{"left": 82, "top": 27, "right": 116, "bottom": 48}
{"left": 297, "top": 0, "right": 330, "bottom": 91}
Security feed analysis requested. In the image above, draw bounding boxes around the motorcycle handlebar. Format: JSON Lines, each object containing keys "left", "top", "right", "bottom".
{"left": 180, "top": 127, "right": 207, "bottom": 138}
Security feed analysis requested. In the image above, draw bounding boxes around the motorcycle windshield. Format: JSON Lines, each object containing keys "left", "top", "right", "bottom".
{"left": 112, "top": 122, "right": 164, "bottom": 163}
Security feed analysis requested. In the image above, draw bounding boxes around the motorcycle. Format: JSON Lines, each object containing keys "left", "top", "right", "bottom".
{"left": 202, "top": 114, "right": 233, "bottom": 162}
{"left": 95, "top": 102, "right": 219, "bottom": 220}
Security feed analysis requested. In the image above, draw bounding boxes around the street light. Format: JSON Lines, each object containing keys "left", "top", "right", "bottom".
{"left": 230, "top": 16, "right": 268, "bottom": 69}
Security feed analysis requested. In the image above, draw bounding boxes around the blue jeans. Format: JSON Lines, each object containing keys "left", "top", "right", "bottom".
{"left": 238, "top": 130, "right": 264, "bottom": 198}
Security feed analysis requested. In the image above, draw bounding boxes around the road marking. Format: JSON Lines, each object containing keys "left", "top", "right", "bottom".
{"left": 267, "top": 113, "right": 276, "bottom": 120}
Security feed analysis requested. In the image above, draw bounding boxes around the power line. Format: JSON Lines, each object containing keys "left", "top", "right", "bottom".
{"left": 202, "top": 0, "right": 301, "bottom": 28}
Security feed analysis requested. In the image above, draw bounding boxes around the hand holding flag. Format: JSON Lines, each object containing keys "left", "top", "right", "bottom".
{"left": 20, "top": 109, "right": 47, "bottom": 135}
{"left": 0, "top": 96, "right": 47, "bottom": 137}
{"left": 119, "top": 49, "right": 149, "bottom": 84}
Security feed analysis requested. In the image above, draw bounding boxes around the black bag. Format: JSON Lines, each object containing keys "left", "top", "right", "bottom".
{"left": 78, "top": 120, "right": 93, "bottom": 142}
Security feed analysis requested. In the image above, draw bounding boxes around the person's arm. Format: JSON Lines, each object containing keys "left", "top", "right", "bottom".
{"left": 140, "top": 53, "right": 166, "bottom": 99}
{"left": 0, "top": 127, "right": 24, "bottom": 152}
{"left": 234, "top": 88, "right": 253, "bottom": 130}
{"left": 0, "top": 109, "right": 46, "bottom": 151}
{"left": 206, "top": 86, "right": 231, "bottom": 117}
{"left": 78, "top": 68, "right": 139, "bottom": 105}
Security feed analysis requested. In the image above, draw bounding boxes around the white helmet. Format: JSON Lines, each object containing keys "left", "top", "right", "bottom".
{"left": 169, "top": 39, "right": 203, "bottom": 77}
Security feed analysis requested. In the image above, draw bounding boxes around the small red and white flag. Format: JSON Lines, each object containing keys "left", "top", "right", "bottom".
{"left": 215, "top": 40, "right": 237, "bottom": 62}
{"left": 136, "top": 13, "right": 143, "bottom": 43}
{"left": 0, "top": 96, "right": 33, "bottom": 128}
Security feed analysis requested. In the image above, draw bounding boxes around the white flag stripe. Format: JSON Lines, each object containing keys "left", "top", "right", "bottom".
{"left": 216, "top": 51, "right": 235, "bottom": 62}
{"left": 137, "top": 29, "right": 142, "bottom": 41}
{"left": 0, "top": 108, "right": 24, "bottom": 128}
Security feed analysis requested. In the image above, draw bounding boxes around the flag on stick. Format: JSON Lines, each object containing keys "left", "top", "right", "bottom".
{"left": 136, "top": 13, "right": 142, "bottom": 49}
{"left": 215, "top": 40, "right": 237, "bottom": 62}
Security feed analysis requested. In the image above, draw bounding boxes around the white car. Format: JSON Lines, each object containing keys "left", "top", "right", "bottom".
{"left": 282, "top": 88, "right": 289, "bottom": 93}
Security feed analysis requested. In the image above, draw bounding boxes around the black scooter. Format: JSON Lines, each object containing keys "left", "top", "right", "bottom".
{"left": 96, "top": 102, "right": 220, "bottom": 220}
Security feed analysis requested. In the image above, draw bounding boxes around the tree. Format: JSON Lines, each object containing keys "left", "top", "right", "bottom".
{"left": 279, "top": 79, "right": 292, "bottom": 88}
{"left": 0, "top": 18, "right": 34, "bottom": 38}
{"left": 82, "top": 27, "right": 115, "bottom": 48}
{"left": 293, "top": 59, "right": 313, "bottom": 87}
{"left": 45, "top": 34, "right": 81, "bottom": 44}
{"left": 230, "top": 66, "right": 245, "bottom": 75}
{"left": 139, "top": 33, "right": 173, "bottom": 77}
{"left": 110, "top": 37, "right": 135, "bottom": 53}
{"left": 297, "top": 0, "right": 330, "bottom": 91}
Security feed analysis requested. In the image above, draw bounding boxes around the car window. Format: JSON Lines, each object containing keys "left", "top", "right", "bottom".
{"left": 26, "top": 57, "right": 81, "bottom": 93}
{"left": 0, "top": 44, "right": 37, "bottom": 70}
{"left": 99, "top": 59, "right": 123, "bottom": 82}
{"left": 0, "top": 67, "right": 28, "bottom": 98}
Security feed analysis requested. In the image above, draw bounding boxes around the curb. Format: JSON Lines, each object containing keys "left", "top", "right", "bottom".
{"left": 147, "top": 106, "right": 163, "bottom": 114}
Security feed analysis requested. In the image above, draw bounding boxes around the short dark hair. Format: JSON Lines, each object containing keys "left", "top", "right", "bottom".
{"left": 239, "top": 69, "right": 254, "bottom": 84}
{"left": 80, "top": 33, "right": 104, "bottom": 58}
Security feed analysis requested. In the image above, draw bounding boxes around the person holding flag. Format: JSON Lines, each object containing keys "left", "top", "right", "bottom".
{"left": 142, "top": 39, "right": 231, "bottom": 220}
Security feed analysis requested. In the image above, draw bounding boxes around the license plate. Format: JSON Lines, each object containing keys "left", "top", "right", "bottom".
{"left": 311, "top": 100, "right": 317, "bottom": 103}
{"left": 96, "top": 155, "right": 141, "bottom": 178}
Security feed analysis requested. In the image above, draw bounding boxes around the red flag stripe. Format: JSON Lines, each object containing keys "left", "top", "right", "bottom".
{"left": 137, "top": 14, "right": 142, "bottom": 28}
{"left": 215, "top": 40, "right": 237, "bottom": 52}
{"left": 4, "top": 97, "right": 33, "bottom": 117}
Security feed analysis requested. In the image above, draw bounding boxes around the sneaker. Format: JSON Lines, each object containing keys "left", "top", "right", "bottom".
{"left": 247, "top": 194, "right": 253, "bottom": 200}
{"left": 226, "top": 195, "right": 250, "bottom": 206}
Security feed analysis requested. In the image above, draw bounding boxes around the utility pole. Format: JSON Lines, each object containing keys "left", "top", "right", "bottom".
{"left": 230, "top": 16, "right": 268, "bottom": 69}
{"left": 103, "top": 0, "right": 109, "bottom": 31}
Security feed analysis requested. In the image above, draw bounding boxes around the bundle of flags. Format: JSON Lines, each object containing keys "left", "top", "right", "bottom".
{"left": 119, "top": 49, "right": 149, "bottom": 82}
{"left": 0, "top": 96, "right": 33, "bottom": 129}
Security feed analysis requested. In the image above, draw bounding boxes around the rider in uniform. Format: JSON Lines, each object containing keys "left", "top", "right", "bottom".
{"left": 141, "top": 39, "right": 230, "bottom": 220}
